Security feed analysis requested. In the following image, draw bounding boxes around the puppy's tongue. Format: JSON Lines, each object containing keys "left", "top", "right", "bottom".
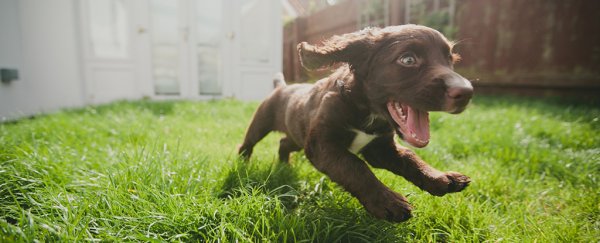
{"left": 386, "top": 101, "right": 430, "bottom": 148}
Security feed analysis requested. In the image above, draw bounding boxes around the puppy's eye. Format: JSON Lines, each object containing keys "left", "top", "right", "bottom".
{"left": 398, "top": 54, "right": 417, "bottom": 66}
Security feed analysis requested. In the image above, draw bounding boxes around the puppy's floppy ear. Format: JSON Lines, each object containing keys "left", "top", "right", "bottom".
{"left": 297, "top": 28, "right": 380, "bottom": 70}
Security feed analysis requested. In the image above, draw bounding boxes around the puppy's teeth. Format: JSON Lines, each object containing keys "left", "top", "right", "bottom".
{"left": 398, "top": 106, "right": 406, "bottom": 121}
{"left": 411, "top": 133, "right": 417, "bottom": 138}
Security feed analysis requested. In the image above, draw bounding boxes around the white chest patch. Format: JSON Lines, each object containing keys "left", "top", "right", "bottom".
{"left": 348, "top": 129, "right": 378, "bottom": 154}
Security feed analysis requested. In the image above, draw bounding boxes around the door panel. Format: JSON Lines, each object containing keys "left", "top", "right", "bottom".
{"left": 87, "top": 0, "right": 129, "bottom": 59}
{"left": 195, "top": 0, "right": 223, "bottom": 95}
{"left": 239, "top": 0, "right": 274, "bottom": 65}
{"left": 234, "top": 0, "right": 282, "bottom": 100}
{"left": 150, "top": 0, "right": 181, "bottom": 95}
{"left": 239, "top": 71, "right": 274, "bottom": 100}
{"left": 91, "top": 68, "right": 135, "bottom": 103}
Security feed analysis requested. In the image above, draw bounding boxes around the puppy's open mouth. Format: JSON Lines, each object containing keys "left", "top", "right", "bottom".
{"left": 386, "top": 101, "right": 430, "bottom": 148}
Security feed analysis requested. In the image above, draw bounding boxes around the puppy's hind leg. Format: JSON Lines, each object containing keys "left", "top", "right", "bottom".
{"left": 238, "top": 100, "right": 276, "bottom": 160}
{"left": 278, "top": 137, "right": 301, "bottom": 163}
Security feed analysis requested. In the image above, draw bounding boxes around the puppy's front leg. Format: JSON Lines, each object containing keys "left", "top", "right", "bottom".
{"left": 362, "top": 136, "right": 470, "bottom": 196}
{"left": 305, "top": 135, "right": 412, "bottom": 222}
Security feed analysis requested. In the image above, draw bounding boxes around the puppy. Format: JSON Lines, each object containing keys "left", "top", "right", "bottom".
{"left": 239, "top": 25, "right": 473, "bottom": 222}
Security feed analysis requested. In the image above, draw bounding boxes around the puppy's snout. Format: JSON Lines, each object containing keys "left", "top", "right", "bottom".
{"left": 442, "top": 74, "right": 473, "bottom": 113}
{"left": 447, "top": 84, "right": 473, "bottom": 101}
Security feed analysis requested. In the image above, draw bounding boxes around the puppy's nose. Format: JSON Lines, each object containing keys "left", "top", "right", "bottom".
{"left": 442, "top": 74, "right": 473, "bottom": 114}
{"left": 445, "top": 76, "right": 473, "bottom": 102}
{"left": 447, "top": 85, "right": 473, "bottom": 101}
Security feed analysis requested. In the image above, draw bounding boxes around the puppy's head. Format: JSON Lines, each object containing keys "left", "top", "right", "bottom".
{"left": 298, "top": 25, "right": 473, "bottom": 148}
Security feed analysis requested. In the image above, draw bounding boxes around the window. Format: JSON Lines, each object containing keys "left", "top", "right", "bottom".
{"left": 87, "top": 0, "right": 129, "bottom": 59}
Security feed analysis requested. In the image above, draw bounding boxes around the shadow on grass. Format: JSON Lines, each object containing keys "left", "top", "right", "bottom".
{"left": 287, "top": 194, "right": 413, "bottom": 242}
{"left": 216, "top": 159, "right": 413, "bottom": 241}
{"left": 218, "top": 160, "right": 301, "bottom": 208}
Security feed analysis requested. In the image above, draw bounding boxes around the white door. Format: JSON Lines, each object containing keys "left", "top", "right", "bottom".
{"left": 193, "top": 1, "right": 229, "bottom": 96}
{"left": 80, "top": 0, "right": 142, "bottom": 104}
{"left": 148, "top": 0, "right": 281, "bottom": 100}
{"left": 148, "top": 0, "right": 231, "bottom": 98}
{"left": 232, "top": 0, "right": 283, "bottom": 100}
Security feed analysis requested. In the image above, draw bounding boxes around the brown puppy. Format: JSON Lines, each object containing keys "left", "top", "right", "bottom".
{"left": 239, "top": 25, "right": 473, "bottom": 222}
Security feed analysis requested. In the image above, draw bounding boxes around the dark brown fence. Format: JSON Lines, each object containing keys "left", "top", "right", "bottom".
{"left": 283, "top": 0, "right": 600, "bottom": 100}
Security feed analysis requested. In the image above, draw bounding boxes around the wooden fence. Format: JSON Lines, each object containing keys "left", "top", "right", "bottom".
{"left": 282, "top": 0, "right": 600, "bottom": 100}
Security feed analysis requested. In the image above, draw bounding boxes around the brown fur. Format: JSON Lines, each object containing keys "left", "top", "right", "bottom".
{"left": 239, "top": 25, "right": 473, "bottom": 222}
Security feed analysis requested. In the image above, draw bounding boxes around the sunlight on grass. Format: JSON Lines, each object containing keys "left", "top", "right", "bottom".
{"left": 1, "top": 97, "right": 599, "bottom": 241}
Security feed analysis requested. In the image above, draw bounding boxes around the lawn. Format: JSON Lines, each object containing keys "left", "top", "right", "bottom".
{"left": 1, "top": 96, "right": 599, "bottom": 242}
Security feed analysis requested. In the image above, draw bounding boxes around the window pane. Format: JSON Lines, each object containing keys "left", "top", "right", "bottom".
{"left": 197, "top": 1, "right": 222, "bottom": 95}
{"left": 150, "top": 0, "right": 180, "bottom": 95}
{"left": 88, "top": 0, "right": 129, "bottom": 58}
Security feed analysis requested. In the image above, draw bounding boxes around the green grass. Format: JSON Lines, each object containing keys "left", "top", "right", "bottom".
{"left": 1, "top": 96, "right": 599, "bottom": 242}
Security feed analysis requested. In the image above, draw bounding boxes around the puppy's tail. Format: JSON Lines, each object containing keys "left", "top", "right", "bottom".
{"left": 273, "top": 72, "right": 286, "bottom": 89}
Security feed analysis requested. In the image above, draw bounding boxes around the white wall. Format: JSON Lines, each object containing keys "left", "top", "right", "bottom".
{"left": 0, "top": 0, "right": 84, "bottom": 120}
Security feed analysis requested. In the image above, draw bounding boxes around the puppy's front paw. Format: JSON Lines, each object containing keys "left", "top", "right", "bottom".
{"left": 363, "top": 189, "right": 413, "bottom": 222}
{"left": 426, "top": 171, "right": 471, "bottom": 196}
{"left": 445, "top": 171, "right": 471, "bottom": 193}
